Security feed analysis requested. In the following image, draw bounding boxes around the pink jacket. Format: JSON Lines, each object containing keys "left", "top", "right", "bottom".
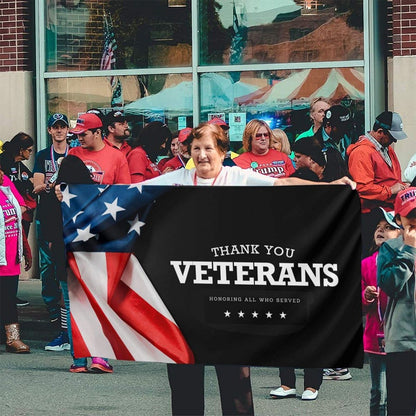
{"left": 361, "top": 251, "right": 388, "bottom": 354}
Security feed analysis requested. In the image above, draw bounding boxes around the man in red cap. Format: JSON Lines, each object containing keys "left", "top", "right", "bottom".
{"left": 68, "top": 113, "right": 131, "bottom": 184}
{"left": 162, "top": 127, "right": 192, "bottom": 173}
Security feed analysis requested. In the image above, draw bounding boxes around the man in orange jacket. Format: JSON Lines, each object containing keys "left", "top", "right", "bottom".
{"left": 347, "top": 111, "right": 408, "bottom": 256}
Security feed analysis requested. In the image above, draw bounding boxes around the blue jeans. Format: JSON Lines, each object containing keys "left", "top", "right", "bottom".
{"left": 60, "top": 281, "right": 87, "bottom": 367}
{"left": 368, "top": 353, "right": 387, "bottom": 416}
{"left": 36, "top": 220, "right": 61, "bottom": 319}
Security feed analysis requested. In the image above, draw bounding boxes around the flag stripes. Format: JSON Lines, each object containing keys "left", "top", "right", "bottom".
{"left": 68, "top": 251, "right": 194, "bottom": 363}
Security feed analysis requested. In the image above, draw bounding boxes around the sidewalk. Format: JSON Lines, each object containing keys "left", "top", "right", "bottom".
{"left": 17, "top": 279, "right": 58, "bottom": 344}
{"left": 9, "top": 280, "right": 372, "bottom": 416}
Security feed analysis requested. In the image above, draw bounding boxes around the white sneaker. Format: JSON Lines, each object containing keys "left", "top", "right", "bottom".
{"left": 301, "top": 389, "right": 318, "bottom": 400}
{"left": 270, "top": 386, "right": 296, "bottom": 398}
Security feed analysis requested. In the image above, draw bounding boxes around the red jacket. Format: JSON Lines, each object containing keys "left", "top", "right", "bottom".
{"left": 347, "top": 135, "right": 404, "bottom": 213}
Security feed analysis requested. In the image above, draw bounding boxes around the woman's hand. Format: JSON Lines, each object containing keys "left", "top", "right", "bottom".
{"left": 330, "top": 176, "right": 356, "bottom": 190}
{"left": 55, "top": 184, "right": 63, "bottom": 202}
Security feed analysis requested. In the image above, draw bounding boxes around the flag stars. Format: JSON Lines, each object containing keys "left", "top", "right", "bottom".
{"left": 128, "top": 183, "right": 143, "bottom": 193}
{"left": 128, "top": 215, "right": 145, "bottom": 235}
{"left": 73, "top": 224, "right": 96, "bottom": 243}
{"left": 252, "top": 311, "right": 259, "bottom": 318}
{"left": 280, "top": 312, "right": 287, "bottom": 319}
{"left": 224, "top": 310, "right": 231, "bottom": 318}
{"left": 238, "top": 310, "right": 245, "bottom": 318}
{"left": 61, "top": 185, "right": 77, "bottom": 207}
{"left": 266, "top": 311, "right": 273, "bottom": 319}
{"left": 103, "top": 197, "right": 125, "bottom": 221}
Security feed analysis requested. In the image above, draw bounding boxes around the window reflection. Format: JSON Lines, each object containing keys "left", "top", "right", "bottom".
{"left": 200, "top": 0, "right": 363, "bottom": 66}
{"left": 45, "top": 0, "right": 192, "bottom": 71}
{"left": 46, "top": 74, "right": 193, "bottom": 135}
{"left": 198, "top": 69, "right": 364, "bottom": 150}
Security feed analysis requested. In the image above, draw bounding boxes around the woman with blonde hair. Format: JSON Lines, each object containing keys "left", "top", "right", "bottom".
{"left": 271, "top": 128, "right": 291, "bottom": 155}
{"left": 234, "top": 119, "right": 295, "bottom": 178}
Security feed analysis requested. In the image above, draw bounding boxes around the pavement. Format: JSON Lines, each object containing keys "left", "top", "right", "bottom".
{"left": 0, "top": 279, "right": 372, "bottom": 416}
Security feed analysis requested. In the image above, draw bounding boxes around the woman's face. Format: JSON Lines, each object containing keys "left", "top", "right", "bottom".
{"left": 170, "top": 137, "right": 179, "bottom": 157}
{"left": 373, "top": 220, "right": 400, "bottom": 247}
{"left": 270, "top": 136, "right": 282, "bottom": 151}
{"left": 21, "top": 146, "right": 34, "bottom": 161}
{"left": 251, "top": 126, "right": 270, "bottom": 155}
{"left": 191, "top": 134, "right": 224, "bottom": 179}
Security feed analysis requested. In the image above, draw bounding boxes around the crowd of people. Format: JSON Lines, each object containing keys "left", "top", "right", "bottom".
{"left": 0, "top": 99, "right": 415, "bottom": 415}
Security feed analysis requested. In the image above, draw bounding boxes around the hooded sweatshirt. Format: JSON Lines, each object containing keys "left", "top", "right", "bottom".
{"left": 347, "top": 134, "right": 403, "bottom": 213}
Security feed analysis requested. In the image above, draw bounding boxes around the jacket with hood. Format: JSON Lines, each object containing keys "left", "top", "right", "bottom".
{"left": 347, "top": 134, "right": 403, "bottom": 213}
{"left": 377, "top": 235, "right": 416, "bottom": 353}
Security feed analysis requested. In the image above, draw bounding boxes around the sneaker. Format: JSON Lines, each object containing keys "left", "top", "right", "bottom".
{"left": 44, "top": 331, "right": 70, "bottom": 351}
{"left": 16, "top": 297, "right": 29, "bottom": 307}
{"left": 69, "top": 364, "right": 88, "bottom": 373}
{"left": 323, "top": 368, "right": 352, "bottom": 380}
{"left": 90, "top": 357, "right": 113, "bottom": 373}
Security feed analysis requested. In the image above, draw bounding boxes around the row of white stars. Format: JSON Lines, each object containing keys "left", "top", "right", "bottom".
{"left": 224, "top": 310, "right": 287, "bottom": 319}
{"left": 62, "top": 183, "right": 143, "bottom": 209}
{"left": 60, "top": 186, "right": 146, "bottom": 243}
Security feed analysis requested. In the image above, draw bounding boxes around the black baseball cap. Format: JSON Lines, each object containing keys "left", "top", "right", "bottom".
{"left": 324, "top": 105, "right": 351, "bottom": 127}
{"left": 105, "top": 110, "right": 126, "bottom": 126}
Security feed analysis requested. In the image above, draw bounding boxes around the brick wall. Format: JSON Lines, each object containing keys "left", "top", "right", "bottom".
{"left": 392, "top": 0, "right": 416, "bottom": 56}
{"left": 0, "top": 0, "right": 32, "bottom": 71}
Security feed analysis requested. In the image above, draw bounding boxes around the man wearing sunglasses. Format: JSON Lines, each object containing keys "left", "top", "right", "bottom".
{"left": 347, "top": 111, "right": 408, "bottom": 256}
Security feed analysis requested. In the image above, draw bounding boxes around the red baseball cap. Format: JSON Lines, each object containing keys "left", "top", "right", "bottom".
{"left": 208, "top": 117, "right": 230, "bottom": 130}
{"left": 394, "top": 187, "right": 416, "bottom": 217}
{"left": 70, "top": 113, "right": 103, "bottom": 134}
{"left": 178, "top": 127, "right": 193, "bottom": 143}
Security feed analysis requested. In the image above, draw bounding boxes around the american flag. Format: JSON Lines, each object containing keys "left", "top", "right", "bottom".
{"left": 62, "top": 183, "right": 194, "bottom": 363}
{"left": 229, "top": 3, "right": 246, "bottom": 82}
{"left": 100, "top": 13, "right": 123, "bottom": 107}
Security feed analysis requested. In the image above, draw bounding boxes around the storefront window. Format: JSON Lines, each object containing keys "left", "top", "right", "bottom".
{"left": 47, "top": 73, "right": 193, "bottom": 134}
{"left": 199, "top": 68, "right": 365, "bottom": 149}
{"left": 199, "top": 0, "right": 363, "bottom": 66}
{"left": 45, "top": 0, "right": 192, "bottom": 71}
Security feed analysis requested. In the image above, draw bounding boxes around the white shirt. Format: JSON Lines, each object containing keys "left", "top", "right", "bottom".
{"left": 143, "top": 166, "right": 276, "bottom": 187}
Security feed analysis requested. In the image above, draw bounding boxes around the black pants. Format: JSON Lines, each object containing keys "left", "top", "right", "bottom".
{"left": 279, "top": 367, "right": 323, "bottom": 390}
{"left": 386, "top": 351, "right": 416, "bottom": 416}
{"left": 167, "top": 364, "right": 254, "bottom": 416}
{"left": 0, "top": 275, "right": 18, "bottom": 325}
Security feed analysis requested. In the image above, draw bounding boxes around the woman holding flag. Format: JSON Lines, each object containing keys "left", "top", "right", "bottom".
{"left": 143, "top": 121, "right": 355, "bottom": 415}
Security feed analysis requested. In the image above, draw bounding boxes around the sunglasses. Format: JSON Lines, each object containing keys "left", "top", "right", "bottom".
{"left": 255, "top": 132, "right": 270, "bottom": 139}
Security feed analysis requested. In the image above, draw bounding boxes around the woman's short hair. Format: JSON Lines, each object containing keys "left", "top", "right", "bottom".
{"left": 242, "top": 119, "right": 272, "bottom": 152}
{"left": 186, "top": 123, "right": 228, "bottom": 156}
{"left": 271, "top": 129, "right": 291, "bottom": 155}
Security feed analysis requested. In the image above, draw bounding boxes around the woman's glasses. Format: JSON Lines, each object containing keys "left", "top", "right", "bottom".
{"left": 254, "top": 132, "right": 270, "bottom": 139}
